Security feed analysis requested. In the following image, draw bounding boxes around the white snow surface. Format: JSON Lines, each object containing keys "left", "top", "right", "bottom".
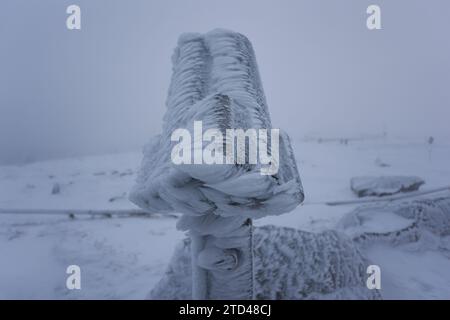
{"left": 1, "top": 137, "right": 450, "bottom": 299}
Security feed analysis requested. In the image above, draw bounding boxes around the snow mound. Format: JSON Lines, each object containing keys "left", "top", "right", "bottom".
{"left": 350, "top": 176, "right": 424, "bottom": 197}
{"left": 339, "top": 196, "right": 450, "bottom": 246}
{"left": 149, "top": 225, "right": 380, "bottom": 300}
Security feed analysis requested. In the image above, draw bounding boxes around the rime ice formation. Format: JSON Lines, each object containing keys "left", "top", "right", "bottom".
{"left": 149, "top": 196, "right": 449, "bottom": 300}
{"left": 130, "top": 29, "right": 304, "bottom": 299}
{"left": 339, "top": 196, "right": 450, "bottom": 246}
{"left": 350, "top": 176, "right": 425, "bottom": 198}
{"left": 130, "top": 29, "right": 303, "bottom": 219}
{"left": 148, "top": 226, "right": 381, "bottom": 300}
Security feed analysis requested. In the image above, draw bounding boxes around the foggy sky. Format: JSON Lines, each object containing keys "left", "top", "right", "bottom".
{"left": 1, "top": 0, "right": 449, "bottom": 164}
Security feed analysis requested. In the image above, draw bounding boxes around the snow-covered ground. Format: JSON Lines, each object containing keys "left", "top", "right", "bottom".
{"left": 1, "top": 136, "right": 449, "bottom": 299}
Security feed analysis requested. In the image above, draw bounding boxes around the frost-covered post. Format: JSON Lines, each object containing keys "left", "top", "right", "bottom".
{"left": 130, "top": 30, "right": 304, "bottom": 299}
{"left": 428, "top": 136, "right": 434, "bottom": 161}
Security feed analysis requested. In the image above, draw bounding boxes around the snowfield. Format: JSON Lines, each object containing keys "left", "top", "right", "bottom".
{"left": 1, "top": 136, "right": 450, "bottom": 299}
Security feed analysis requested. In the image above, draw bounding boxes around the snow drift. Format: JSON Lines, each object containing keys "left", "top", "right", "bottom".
{"left": 149, "top": 225, "right": 380, "bottom": 300}
{"left": 350, "top": 176, "right": 424, "bottom": 198}
{"left": 339, "top": 196, "right": 450, "bottom": 246}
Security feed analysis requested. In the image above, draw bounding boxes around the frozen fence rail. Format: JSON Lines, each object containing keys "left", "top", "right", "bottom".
{"left": 0, "top": 208, "right": 158, "bottom": 217}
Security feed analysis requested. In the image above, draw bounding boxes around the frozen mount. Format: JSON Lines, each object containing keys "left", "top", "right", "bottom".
{"left": 130, "top": 29, "right": 304, "bottom": 219}
{"left": 149, "top": 226, "right": 381, "bottom": 300}
{"left": 130, "top": 29, "right": 304, "bottom": 299}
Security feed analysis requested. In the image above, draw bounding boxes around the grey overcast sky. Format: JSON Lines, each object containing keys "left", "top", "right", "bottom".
{"left": 1, "top": 0, "right": 449, "bottom": 163}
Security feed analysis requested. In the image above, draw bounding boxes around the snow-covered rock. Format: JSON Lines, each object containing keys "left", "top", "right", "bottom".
{"left": 338, "top": 196, "right": 450, "bottom": 246}
{"left": 337, "top": 196, "right": 450, "bottom": 299}
{"left": 350, "top": 176, "right": 424, "bottom": 198}
{"left": 149, "top": 225, "right": 381, "bottom": 300}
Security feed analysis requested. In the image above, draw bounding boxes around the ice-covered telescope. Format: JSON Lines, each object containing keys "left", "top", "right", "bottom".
{"left": 130, "top": 29, "right": 304, "bottom": 299}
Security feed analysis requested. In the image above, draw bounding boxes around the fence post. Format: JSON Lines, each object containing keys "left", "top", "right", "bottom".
{"left": 130, "top": 29, "right": 304, "bottom": 299}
